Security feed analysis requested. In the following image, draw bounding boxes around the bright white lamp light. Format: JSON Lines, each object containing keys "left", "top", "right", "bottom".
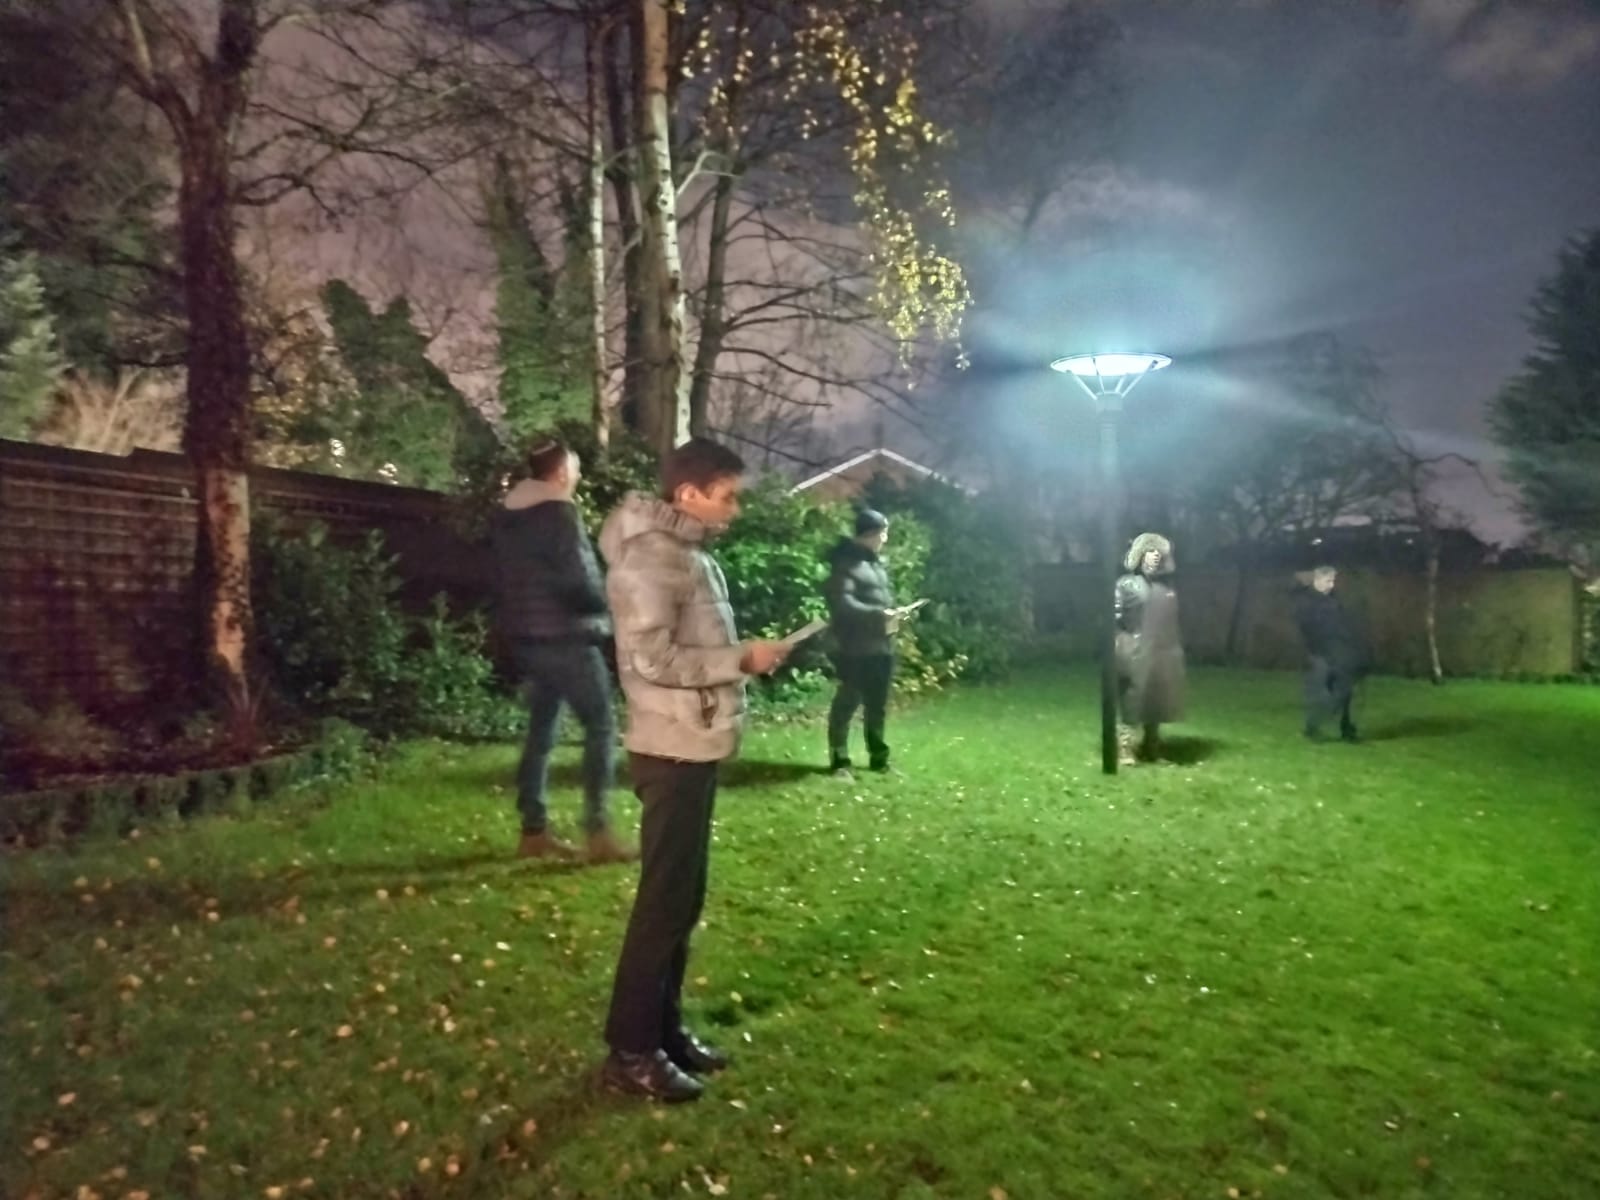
{"left": 1049, "top": 353, "right": 1171, "bottom": 405}
{"left": 1050, "top": 353, "right": 1170, "bottom": 378}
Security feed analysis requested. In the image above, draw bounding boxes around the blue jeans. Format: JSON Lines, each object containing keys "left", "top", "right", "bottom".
{"left": 511, "top": 640, "right": 616, "bottom": 834}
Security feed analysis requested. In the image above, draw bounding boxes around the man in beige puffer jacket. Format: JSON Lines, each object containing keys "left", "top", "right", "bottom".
{"left": 596, "top": 438, "right": 789, "bottom": 1103}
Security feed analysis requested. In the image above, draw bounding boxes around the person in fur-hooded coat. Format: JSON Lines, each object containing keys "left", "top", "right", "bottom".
{"left": 1114, "top": 531, "right": 1185, "bottom": 763}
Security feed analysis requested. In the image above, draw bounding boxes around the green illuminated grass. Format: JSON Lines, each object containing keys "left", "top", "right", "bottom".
{"left": 4, "top": 667, "right": 1597, "bottom": 1199}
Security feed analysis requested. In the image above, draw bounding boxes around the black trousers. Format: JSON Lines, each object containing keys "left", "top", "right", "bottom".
{"left": 1304, "top": 655, "right": 1357, "bottom": 735}
{"left": 828, "top": 653, "right": 894, "bottom": 768}
{"left": 604, "top": 753, "right": 718, "bottom": 1054}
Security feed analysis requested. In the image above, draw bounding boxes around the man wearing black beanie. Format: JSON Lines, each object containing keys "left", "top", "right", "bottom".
{"left": 823, "top": 508, "right": 899, "bottom": 777}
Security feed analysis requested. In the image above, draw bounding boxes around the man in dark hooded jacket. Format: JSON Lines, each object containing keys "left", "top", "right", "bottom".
{"left": 824, "top": 508, "right": 898, "bottom": 775}
{"left": 1293, "top": 565, "right": 1368, "bottom": 742}
{"left": 491, "top": 437, "right": 634, "bottom": 863}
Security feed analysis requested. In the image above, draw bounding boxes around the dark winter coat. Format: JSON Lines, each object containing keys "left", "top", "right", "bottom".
{"left": 824, "top": 537, "right": 895, "bottom": 657}
{"left": 1292, "top": 587, "right": 1368, "bottom": 675}
{"left": 491, "top": 479, "right": 610, "bottom": 644}
{"left": 1114, "top": 573, "right": 1186, "bottom": 725}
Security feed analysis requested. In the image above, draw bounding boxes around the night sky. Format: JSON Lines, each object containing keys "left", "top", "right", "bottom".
{"left": 963, "top": 0, "right": 1600, "bottom": 544}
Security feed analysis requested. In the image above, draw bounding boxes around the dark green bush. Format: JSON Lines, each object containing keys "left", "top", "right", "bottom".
{"left": 312, "top": 718, "right": 378, "bottom": 783}
{"left": 407, "top": 600, "right": 524, "bottom": 740}
{"left": 862, "top": 476, "right": 1031, "bottom": 681}
{"left": 253, "top": 518, "right": 519, "bottom": 739}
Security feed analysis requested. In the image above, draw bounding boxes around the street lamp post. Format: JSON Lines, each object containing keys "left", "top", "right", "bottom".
{"left": 1049, "top": 353, "right": 1171, "bottom": 775}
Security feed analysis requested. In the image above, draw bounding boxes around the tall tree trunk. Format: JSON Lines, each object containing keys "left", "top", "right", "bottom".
{"left": 1423, "top": 535, "right": 1444, "bottom": 684}
{"left": 178, "top": 124, "right": 253, "bottom": 714}
{"left": 602, "top": 16, "right": 645, "bottom": 436}
{"left": 1225, "top": 558, "right": 1252, "bottom": 664}
{"left": 687, "top": 169, "right": 735, "bottom": 436}
{"left": 585, "top": 15, "right": 610, "bottom": 449}
{"left": 684, "top": 0, "right": 744, "bottom": 436}
{"left": 634, "top": 0, "right": 690, "bottom": 455}
{"left": 118, "top": 0, "right": 260, "bottom": 724}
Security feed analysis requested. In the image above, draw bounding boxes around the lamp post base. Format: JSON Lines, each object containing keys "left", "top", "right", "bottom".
{"left": 1098, "top": 407, "right": 1121, "bottom": 776}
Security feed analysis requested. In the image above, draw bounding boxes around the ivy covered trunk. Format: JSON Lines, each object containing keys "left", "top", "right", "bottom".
{"left": 178, "top": 124, "right": 253, "bottom": 711}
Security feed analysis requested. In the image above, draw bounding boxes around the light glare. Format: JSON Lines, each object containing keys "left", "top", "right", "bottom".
{"left": 1050, "top": 353, "right": 1172, "bottom": 379}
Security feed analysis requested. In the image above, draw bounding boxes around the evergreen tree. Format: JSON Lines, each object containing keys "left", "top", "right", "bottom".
{"left": 1490, "top": 230, "right": 1600, "bottom": 569}
{"left": 0, "top": 3, "right": 181, "bottom": 375}
{"left": 0, "top": 250, "right": 64, "bottom": 439}
{"left": 484, "top": 156, "right": 589, "bottom": 443}
{"left": 321, "top": 280, "right": 499, "bottom": 491}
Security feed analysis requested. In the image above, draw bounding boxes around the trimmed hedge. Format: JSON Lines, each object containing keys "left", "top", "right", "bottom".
{"left": 0, "top": 721, "right": 373, "bottom": 847}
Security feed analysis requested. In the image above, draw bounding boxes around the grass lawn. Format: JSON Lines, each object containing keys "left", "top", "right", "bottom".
{"left": 4, "top": 666, "right": 1597, "bottom": 1200}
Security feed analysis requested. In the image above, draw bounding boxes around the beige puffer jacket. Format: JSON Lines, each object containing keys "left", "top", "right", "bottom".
{"left": 599, "top": 493, "right": 747, "bottom": 762}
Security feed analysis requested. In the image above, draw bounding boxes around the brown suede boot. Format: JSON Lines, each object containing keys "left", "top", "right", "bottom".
{"left": 585, "top": 827, "right": 640, "bottom": 865}
{"left": 517, "top": 830, "right": 578, "bottom": 860}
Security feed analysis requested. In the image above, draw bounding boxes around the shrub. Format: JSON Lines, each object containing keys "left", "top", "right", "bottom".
{"left": 406, "top": 600, "right": 524, "bottom": 740}
{"left": 253, "top": 518, "right": 518, "bottom": 739}
{"left": 862, "top": 476, "right": 1030, "bottom": 680}
{"left": 312, "top": 717, "right": 379, "bottom": 784}
{"left": 717, "top": 480, "right": 844, "bottom": 644}
{"left": 0, "top": 689, "right": 124, "bottom": 784}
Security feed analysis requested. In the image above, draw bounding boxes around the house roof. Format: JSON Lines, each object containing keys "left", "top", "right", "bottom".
{"left": 790, "top": 447, "right": 962, "bottom": 494}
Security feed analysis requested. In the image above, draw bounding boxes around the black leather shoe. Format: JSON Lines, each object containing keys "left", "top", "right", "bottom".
{"left": 1340, "top": 727, "right": 1361, "bottom": 744}
{"left": 602, "top": 1049, "right": 704, "bottom": 1102}
{"left": 665, "top": 1030, "right": 730, "bottom": 1074}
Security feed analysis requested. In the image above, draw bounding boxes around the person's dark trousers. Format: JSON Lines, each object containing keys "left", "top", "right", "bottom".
{"left": 1303, "top": 655, "right": 1357, "bottom": 738}
{"left": 828, "top": 653, "right": 894, "bottom": 769}
{"left": 604, "top": 754, "right": 719, "bottom": 1054}
{"left": 510, "top": 639, "right": 616, "bottom": 835}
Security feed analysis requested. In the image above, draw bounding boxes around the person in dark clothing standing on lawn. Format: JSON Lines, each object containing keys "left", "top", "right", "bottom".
{"left": 491, "top": 437, "right": 635, "bottom": 865}
{"left": 825, "top": 508, "right": 899, "bottom": 777}
{"left": 597, "top": 438, "right": 790, "bottom": 1103}
{"left": 1293, "top": 565, "right": 1367, "bottom": 742}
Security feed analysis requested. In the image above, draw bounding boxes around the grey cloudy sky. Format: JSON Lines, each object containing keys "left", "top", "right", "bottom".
{"left": 966, "top": 0, "right": 1600, "bottom": 543}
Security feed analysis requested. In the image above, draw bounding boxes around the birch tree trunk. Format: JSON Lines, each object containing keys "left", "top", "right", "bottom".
{"left": 585, "top": 15, "right": 610, "bottom": 449}
{"left": 633, "top": 0, "right": 690, "bottom": 454}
